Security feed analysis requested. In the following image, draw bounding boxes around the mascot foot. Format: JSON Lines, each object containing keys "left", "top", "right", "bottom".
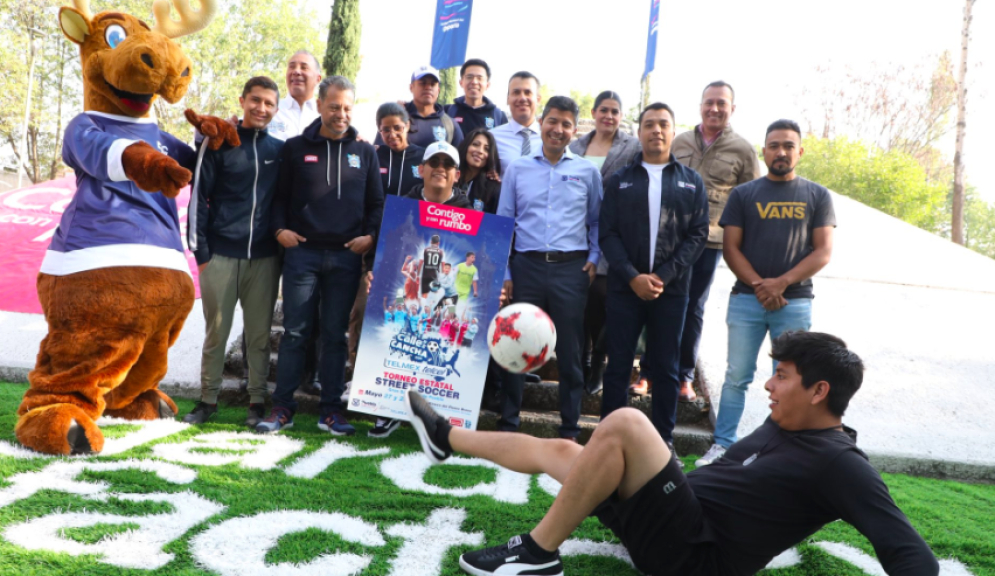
{"left": 15, "top": 404, "right": 104, "bottom": 456}
{"left": 104, "top": 389, "right": 178, "bottom": 421}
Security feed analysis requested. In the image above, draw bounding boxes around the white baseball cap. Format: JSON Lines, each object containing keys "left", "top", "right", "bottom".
{"left": 422, "top": 141, "right": 460, "bottom": 168}
{"left": 411, "top": 65, "right": 441, "bottom": 83}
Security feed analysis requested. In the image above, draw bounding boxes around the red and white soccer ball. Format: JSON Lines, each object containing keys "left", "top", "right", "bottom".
{"left": 487, "top": 303, "right": 557, "bottom": 374}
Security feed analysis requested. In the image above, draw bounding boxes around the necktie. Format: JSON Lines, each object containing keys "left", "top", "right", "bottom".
{"left": 519, "top": 129, "right": 531, "bottom": 157}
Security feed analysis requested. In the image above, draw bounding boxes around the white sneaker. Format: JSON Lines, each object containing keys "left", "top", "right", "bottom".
{"left": 695, "top": 443, "right": 726, "bottom": 467}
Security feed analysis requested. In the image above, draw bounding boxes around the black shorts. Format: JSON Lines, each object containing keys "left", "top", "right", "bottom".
{"left": 421, "top": 275, "right": 435, "bottom": 295}
{"left": 592, "top": 454, "right": 725, "bottom": 576}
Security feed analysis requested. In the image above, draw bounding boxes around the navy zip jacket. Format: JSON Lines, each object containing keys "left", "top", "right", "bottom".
{"left": 272, "top": 119, "right": 385, "bottom": 256}
{"left": 599, "top": 153, "right": 708, "bottom": 296}
{"left": 446, "top": 96, "right": 508, "bottom": 133}
{"left": 191, "top": 123, "right": 282, "bottom": 265}
{"left": 376, "top": 143, "right": 425, "bottom": 196}
{"left": 375, "top": 102, "right": 464, "bottom": 149}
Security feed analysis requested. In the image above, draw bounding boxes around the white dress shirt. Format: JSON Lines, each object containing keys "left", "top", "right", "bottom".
{"left": 643, "top": 161, "right": 669, "bottom": 269}
{"left": 491, "top": 117, "right": 542, "bottom": 174}
{"left": 268, "top": 96, "right": 319, "bottom": 141}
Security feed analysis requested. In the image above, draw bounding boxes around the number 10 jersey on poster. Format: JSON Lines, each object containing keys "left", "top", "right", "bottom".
{"left": 348, "top": 196, "right": 514, "bottom": 429}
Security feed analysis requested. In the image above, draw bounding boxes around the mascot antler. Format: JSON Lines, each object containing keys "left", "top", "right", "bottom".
{"left": 151, "top": 0, "right": 217, "bottom": 39}
{"left": 70, "top": 0, "right": 92, "bottom": 21}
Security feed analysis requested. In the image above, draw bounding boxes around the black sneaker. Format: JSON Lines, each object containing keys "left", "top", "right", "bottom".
{"left": 245, "top": 403, "right": 265, "bottom": 428}
{"left": 182, "top": 402, "right": 217, "bottom": 424}
{"left": 459, "top": 535, "right": 563, "bottom": 576}
{"left": 368, "top": 418, "right": 402, "bottom": 438}
{"left": 404, "top": 390, "right": 452, "bottom": 463}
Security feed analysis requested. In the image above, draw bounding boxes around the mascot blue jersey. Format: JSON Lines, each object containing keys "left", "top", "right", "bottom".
{"left": 41, "top": 112, "right": 196, "bottom": 276}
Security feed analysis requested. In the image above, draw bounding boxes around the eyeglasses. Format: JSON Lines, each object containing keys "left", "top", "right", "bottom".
{"left": 426, "top": 157, "right": 456, "bottom": 170}
{"left": 379, "top": 125, "right": 406, "bottom": 135}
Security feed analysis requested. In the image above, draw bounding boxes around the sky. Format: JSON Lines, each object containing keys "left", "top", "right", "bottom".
{"left": 310, "top": 0, "right": 993, "bottom": 202}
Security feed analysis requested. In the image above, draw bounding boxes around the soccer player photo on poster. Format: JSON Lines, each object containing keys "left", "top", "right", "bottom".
{"left": 348, "top": 195, "right": 514, "bottom": 428}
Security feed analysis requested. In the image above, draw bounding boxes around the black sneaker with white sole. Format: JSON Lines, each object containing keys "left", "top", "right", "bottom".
{"left": 404, "top": 390, "right": 452, "bottom": 463}
{"left": 368, "top": 417, "right": 402, "bottom": 438}
{"left": 459, "top": 534, "right": 563, "bottom": 576}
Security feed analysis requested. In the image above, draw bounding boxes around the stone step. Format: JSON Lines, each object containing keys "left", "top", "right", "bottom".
{"left": 521, "top": 379, "right": 709, "bottom": 425}
{"left": 476, "top": 409, "right": 713, "bottom": 456}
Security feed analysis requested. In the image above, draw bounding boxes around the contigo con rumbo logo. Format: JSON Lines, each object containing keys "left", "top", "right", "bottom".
{"left": 419, "top": 202, "right": 484, "bottom": 235}
{"left": 438, "top": 0, "right": 470, "bottom": 32}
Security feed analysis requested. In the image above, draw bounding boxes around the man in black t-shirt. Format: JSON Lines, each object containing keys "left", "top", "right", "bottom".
{"left": 404, "top": 331, "right": 939, "bottom": 576}
{"left": 697, "top": 118, "right": 836, "bottom": 467}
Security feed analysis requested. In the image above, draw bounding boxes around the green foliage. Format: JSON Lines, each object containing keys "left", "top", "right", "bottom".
{"left": 568, "top": 90, "right": 595, "bottom": 120}
{"left": 324, "top": 0, "right": 362, "bottom": 81}
{"left": 439, "top": 66, "right": 457, "bottom": 107}
{"left": 796, "top": 136, "right": 947, "bottom": 231}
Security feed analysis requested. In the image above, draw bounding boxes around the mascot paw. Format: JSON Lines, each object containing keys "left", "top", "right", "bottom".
{"left": 184, "top": 108, "right": 240, "bottom": 150}
{"left": 104, "top": 389, "right": 178, "bottom": 421}
{"left": 15, "top": 404, "right": 104, "bottom": 456}
{"left": 122, "top": 141, "right": 192, "bottom": 198}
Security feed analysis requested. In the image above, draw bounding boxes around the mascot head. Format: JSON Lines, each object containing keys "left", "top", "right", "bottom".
{"left": 58, "top": 0, "right": 216, "bottom": 117}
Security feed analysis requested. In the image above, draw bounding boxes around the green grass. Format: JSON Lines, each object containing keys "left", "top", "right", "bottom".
{"left": 0, "top": 382, "right": 993, "bottom": 575}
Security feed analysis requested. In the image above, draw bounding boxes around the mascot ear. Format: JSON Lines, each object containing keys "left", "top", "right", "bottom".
{"left": 59, "top": 7, "right": 91, "bottom": 45}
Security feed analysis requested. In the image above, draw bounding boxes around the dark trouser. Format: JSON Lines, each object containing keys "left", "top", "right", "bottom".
{"left": 273, "top": 247, "right": 362, "bottom": 416}
{"left": 678, "top": 248, "right": 722, "bottom": 383}
{"left": 584, "top": 275, "right": 609, "bottom": 363}
{"left": 499, "top": 254, "right": 590, "bottom": 438}
{"left": 602, "top": 280, "right": 689, "bottom": 443}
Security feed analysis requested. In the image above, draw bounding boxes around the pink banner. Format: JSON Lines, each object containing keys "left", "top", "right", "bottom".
{"left": 0, "top": 177, "right": 201, "bottom": 314}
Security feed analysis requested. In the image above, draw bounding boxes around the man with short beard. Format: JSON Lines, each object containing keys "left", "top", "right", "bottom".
{"left": 696, "top": 119, "right": 836, "bottom": 467}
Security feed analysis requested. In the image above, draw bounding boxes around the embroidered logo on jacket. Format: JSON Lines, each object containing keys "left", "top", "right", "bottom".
{"left": 304, "top": 155, "right": 318, "bottom": 163}
{"left": 485, "top": 117, "right": 495, "bottom": 129}
{"left": 412, "top": 165, "right": 421, "bottom": 178}
{"left": 562, "top": 175, "right": 581, "bottom": 183}
{"left": 380, "top": 167, "right": 388, "bottom": 174}
{"left": 347, "top": 154, "right": 361, "bottom": 169}
{"left": 677, "top": 181, "right": 696, "bottom": 191}
{"left": 619, "top": 182, "right": 633, "bottom": 189}
{"left": 433, "top": 126, "right": 447, "bottom": 141}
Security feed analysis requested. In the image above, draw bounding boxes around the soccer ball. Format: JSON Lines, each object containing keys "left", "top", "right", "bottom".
{"left": 487, "top": 303, "right": 556, "bottom": 374}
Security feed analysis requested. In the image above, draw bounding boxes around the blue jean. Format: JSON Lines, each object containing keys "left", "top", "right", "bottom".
{"left": 272, "top": 247, "right": 362, "bottom": 416}
{"left": 678, "top": 248, "right": 723, "bottom": 382}
{"left": 713, "top": 293, "right": 812, "bottom": 447}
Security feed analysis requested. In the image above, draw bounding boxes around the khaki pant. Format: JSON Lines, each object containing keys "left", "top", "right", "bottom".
{"left": 199, "top": 255, "right": 280, "bottom": 404}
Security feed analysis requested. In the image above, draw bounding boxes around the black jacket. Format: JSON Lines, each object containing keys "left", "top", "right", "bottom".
{"left": 376, "top": 143, "right": 425, "bottom": 197}
{"left": 403, "top": 184, "right": 472, "bottom": 208}
{"left": 191, "top": 123, "right": 282, "bottom": 265}
{"left": 272, "top": 119, "right": 385, "bottom": 254}
{"left": 446, "top": 96, "right": 508, "bottom": 134}
{"left": 460, "top": 174, "right": 501, "bottom": 214}
{"left": 599, "top": 153, "right": 708, "bottom": 295}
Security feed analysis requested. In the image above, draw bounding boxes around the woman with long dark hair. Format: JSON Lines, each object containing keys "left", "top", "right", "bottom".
{"left": 456, "top": 128, "right": 502, "bottom": 213}
{"left": 569, "top": 91, "right": 642, "bottom": 396}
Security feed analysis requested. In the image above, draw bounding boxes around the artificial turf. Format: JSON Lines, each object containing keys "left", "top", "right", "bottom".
{"left": 0, "top": 382, "right": 992, "bottom": 576}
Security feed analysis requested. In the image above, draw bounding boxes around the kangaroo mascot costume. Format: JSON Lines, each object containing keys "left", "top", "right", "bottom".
{"left": 15, "top": 0, "right": 239, "bottom": 455}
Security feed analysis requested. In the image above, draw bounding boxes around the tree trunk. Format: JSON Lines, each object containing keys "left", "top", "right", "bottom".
{"left": 324, "top": 0, "right": 362, "bottom": 81}
{"left": 640, "top": 73, "right": 651, "bottom": 112}
{"left": 952, "top": 0, "right": 975, "bottom": 245}
{"left": 439, "top": 67, "right": 457, "bottom": 108}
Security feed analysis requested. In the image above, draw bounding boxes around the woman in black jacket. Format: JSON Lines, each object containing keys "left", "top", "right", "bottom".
{"left": 456, "top": 128, "right": 502, "bottom": 213}
{"left": 375, "top": 102, "right": 425, "bottom": 197}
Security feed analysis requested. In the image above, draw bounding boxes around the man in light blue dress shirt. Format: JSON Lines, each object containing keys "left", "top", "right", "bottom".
{"left": 491, "top": 71, "right": 544, "bottom": 175}
{"left": 496, "top": 95, "right": 603, "bottom": 440}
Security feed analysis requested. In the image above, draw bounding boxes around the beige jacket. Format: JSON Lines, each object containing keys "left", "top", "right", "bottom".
{"left": 672, "top": 125, "right": 761, "bottom": 249}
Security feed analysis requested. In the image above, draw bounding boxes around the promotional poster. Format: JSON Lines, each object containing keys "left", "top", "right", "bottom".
{"left": 348, "top": 196, "right": 514, "bottom": 429}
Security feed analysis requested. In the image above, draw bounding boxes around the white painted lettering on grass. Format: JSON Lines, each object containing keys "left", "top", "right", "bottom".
{"left": 190, "top": 510, "right": 384, "bottom": 576}
{"left": 765, "top": 548, "right": 802, "bottom": 569}
{"left": 0, "top": 459, "right": 196, "bottom": 508}
{"left": 380, "top": 454, "right": 531, "bottom": 504}
{"left": 385, "top": 508, "right": 483, "bottom": 576}
{"left": 152, "top": 431, "right": 304, "bottom": 470}
{"left": 0, "top": 418, "right": 188, "bottom": 460}
{"left": 284, "top": 440, "right": 390, "bottom": 479}
{"left": 813, "top": 541, "right": 974, "bottom": 576}
{"left": 560, "top": 539, "right": 634, "bottom": 567}
{"left": 537, "top": 473, "right": 561, "bottom": 497}
{"left": 3, "top": 490, "right": 223, "bottom": 569}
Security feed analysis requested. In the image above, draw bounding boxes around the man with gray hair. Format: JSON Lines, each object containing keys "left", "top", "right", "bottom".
{"left": 268, "top": 50, "right": 322, "bottom": 142}
{"left": 260, "top": 75, "right": 385, "bottom": 436}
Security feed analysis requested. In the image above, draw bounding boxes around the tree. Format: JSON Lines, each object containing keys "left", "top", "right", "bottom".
{"left": 796, "top": 136, "right": 948, "bottom": 232}
{"left": 568, "top": 90, "right": 595, "bottom": 119}
{"left": 324, "top": 0, "right": 361, "bottom": 81}
{"left": 951, "top": 0, "right": 976, "bottom": 245}
{"left": 439, "top": 66, "right": 457, "bottom": 107}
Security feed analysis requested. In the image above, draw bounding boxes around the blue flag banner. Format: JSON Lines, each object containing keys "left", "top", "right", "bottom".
{"left": 644, "top": 0, "right": 660, "bottom": 78}
{"left": 430, "top": 0, "right": 474, "bottom": 70}
{"left": 348, "top": 195, "right": 514, "bottom": 429}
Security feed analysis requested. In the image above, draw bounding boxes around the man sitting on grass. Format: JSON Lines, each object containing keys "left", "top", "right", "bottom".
{"left": 405, "top": 331, "right": 938, "bottom": 576}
